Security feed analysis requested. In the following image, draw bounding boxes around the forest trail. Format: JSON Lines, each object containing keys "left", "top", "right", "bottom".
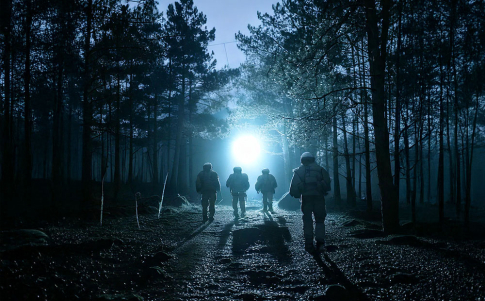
{"left": 164, "top": 206, "right": 334, "bottom": 300}
{"left": 1, "top": 202, "right": 485, "bottom": 300}
{"left": 144, "top": 203, "right": 485, "bottom": 300}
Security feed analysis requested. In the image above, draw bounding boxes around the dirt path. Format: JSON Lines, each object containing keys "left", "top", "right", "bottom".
{"left": 146, "top": 204, "right": 374, "bottom": 300}
{"left": 1, "top": 202, "right": 484, "bottom": 300}
{"left": 151, "top": 204, "right": 485, "bottom": 300}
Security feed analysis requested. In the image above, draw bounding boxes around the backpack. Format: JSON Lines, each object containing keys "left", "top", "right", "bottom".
{"left": 261, "top": 174, "right": 276, "bottom": 192}
{"left": 196, "top": 171, "right": 217, "bottom": 193}
{"left": 291, "top": 164, "right": 331, "bottom": 197}
{"left": 230, "top": 173, "right": 249, "bottom": 193}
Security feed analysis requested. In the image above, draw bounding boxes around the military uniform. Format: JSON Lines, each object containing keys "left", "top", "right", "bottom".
{"left": 226, "top": 167, "right": 250, "bottom": 218}
{"left": 196, "top": 163, "right": 221, "bottom": 222}
{"left": 255, "top": 168, "right": 278, "bottom": 213}
{"left": 289, "top": 152, "right": 331, "bottom": 253}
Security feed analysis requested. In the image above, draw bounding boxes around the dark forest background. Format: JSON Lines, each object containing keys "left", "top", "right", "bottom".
{"left": 1, "top": 0, "right": 484, "bottom": 233}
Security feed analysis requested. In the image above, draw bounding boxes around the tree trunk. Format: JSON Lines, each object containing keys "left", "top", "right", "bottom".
{"left": 427, "top": 90, "right": 432, "bottom": 203}
{"left": 171, "top": 66, "right": 186, "bottom": 194}
{"left": 452, "top": 18, "right": 461, "bottom": 213}
{"left": 351, "top": 42, "right": 358, "bottom": 195}
{"left": 188, "top": 81, "right": 193, "bottom": 194}
{"left": 82, "top": 0, "right": 93, "bottom": 202}
{"left": 128, "top": 75, "right": 134, "bottom": 184}
{"left": 23, "top": 0, "right": 33, "bottom": 199}
{"left": 332, "top": 99, "right": 342, "bottom": 206}
{"left": 153, "top": 95, "right": 159, "bottom": 191}
{"left": 438, "top": 54, "right": 445, "bottom": 224}
{"left": 166, "top": 89, "right": 172, "bottom": 180}
{"left": 446, "top": 91, "right": 455, "bottom": 205}
{"left": 465, "top": 90, "right": 480, "bottom": 228}
{"left": 178, "top": 139, "right": 188, "bottom": 194}
{"left": 1, "top": 0, "right": 14, "bottom": 208}
{"left": 364, "top": 0, "right": 399, "bottom": 233}
{"left": 341, "top": 111, "right": 355, "bottom": 206}
{"left": 362, "top": 39, "right": 373, "bottom": 212}
{"left": 52, "top": 57, "right": 64, "bottom": 208}
{"left": 113, "top": 75, "right": 121, "bottom": 200}
{"left": 419, "top": 123, "right": 424, "bottom": 205}
{"left": 67, "top": 94, "right": 72, "bottom": 183}
{"left": 412, "top": 102, "right": 419, "bottom": 223}
{"left": 352, "top": 115, "right": 356, "bottom": 198}
{"left": 282, "top": 122, "right": 291, "bottom": 188}
{"left": 404, "top": 109, "right": 411, "bottom": 204}
{"left": 394, "top": 0, "right": 402, "bottom": 201}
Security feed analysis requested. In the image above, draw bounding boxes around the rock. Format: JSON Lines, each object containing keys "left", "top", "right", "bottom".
{"left": 325, "top": 284, "right": 352, "bottom": 301}
{"left": 143, "top": 265, "right": 171, "bottom": 280}
{"left": 277, "top": 193, "right": 300, "bottom": 211}
{"left": 0, "top": 229, "right": 49, "bottom": 252}
{"left": 146, "top": 251, "right": 172, "bottom": 264}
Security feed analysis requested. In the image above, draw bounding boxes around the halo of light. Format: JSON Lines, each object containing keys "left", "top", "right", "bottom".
{"left": 232, "top": 135, "right": 261, "bottom": 164}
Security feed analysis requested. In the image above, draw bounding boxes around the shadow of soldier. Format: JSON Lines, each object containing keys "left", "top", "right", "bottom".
{"left": 231, "top": 220, "right": 292, "bottom": 262}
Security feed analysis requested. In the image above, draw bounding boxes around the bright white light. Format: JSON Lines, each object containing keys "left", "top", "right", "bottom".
{"left": 232, "top": 135, "right": 261, "bottom": 164}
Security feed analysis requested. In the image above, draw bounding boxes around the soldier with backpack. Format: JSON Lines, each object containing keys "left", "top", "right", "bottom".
{"left": 255, "top": 168, "right": 278, "bottom": 213}
{"left": 289, "top": 152, "right": 331, "bottom": 254}
{"left": 226, "top": 167, "right": 250, "bottom": 219}
{"left": 196, "top": 162, "right": 221, "bottom": 222}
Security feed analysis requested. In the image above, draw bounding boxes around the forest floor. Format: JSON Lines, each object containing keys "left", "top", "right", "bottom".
{"left": 1, "top": 197, "right": 485, "bottom": 301}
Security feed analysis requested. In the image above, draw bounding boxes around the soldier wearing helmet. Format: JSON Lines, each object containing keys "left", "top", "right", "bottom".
{"left": 196, "top": 162, "right": 221, "bottom": 222}
{"left": 226, "top": 167, "right": 250, "bottom": 219}
{"left": 289, "top": 152, "right": 331, "bottom": 253}
{"left": 255, "top": 168, "right": 278, "bottom": 213}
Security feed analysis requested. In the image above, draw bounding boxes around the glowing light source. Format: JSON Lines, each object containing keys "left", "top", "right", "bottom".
{"left": 232, "top": 135, "right": 261, "bottom": 164}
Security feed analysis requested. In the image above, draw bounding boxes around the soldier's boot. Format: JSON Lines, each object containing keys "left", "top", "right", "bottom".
{"left": 262, "top": 202, "right": 267, "bottom": 212}
{"left": 234, "top": 210, "right": 239, "bottom": 219}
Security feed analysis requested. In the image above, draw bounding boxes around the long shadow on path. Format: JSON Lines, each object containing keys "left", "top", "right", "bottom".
{"left": 217, "top": 221, "right": 235, "bottom": 250}
{"left": 174, "top": 220, "right": 214, "bottom": 250}
{"left": 312, "top": 251, "right": 371, "bottom": 301}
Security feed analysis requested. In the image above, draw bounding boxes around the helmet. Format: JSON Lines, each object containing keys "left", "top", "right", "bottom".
{"left": 262, "top": 168, "right": 270, "bottom": 174}
{"left": 300, "top": 152, "right": 315, "bottom": 164}
{"left": 203, "top": 162, "right": 212, "bottom": 171}
{"left": 233, "top": 167, "right": 242, "bottom": 173}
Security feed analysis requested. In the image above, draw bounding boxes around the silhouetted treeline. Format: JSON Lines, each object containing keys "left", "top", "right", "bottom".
{"left": 0, "top": 0, "right": 238, "bottom": 215}
{"left": 1, "top": 0, "right": 484, "bottom": 232}
{"left": 235, "top": 0, "right": 484, "bottom": 232}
